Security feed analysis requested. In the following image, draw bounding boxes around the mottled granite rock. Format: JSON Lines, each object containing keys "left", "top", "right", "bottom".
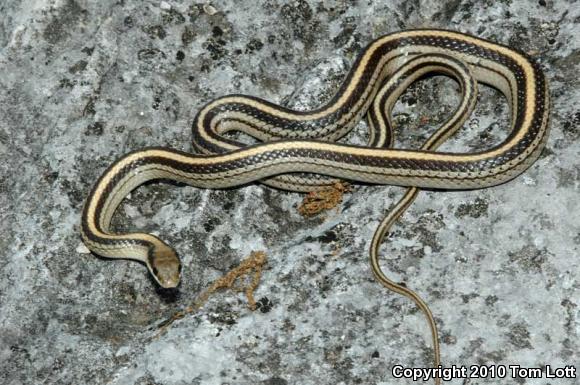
{"left": 0, "top": 1, "right": 578, "bottom": 385}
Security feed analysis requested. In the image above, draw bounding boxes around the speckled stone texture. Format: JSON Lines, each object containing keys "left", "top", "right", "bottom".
{"left": 0, "top": 1, "right": 578, "bottom": 384}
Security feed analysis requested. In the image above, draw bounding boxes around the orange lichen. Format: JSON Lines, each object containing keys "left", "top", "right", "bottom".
{"left": 200, "top": 250, "right": 267, "bottom": 311}
{"left": 155, "top": 251, "right": 267, "bottom": 336}
{"left": 297, "top": 182, "right": 351, "bottom": 217}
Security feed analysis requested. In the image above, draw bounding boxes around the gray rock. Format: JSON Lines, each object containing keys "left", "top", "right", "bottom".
{"left": 0, "top": 1, "right": 578, "bottom": 384}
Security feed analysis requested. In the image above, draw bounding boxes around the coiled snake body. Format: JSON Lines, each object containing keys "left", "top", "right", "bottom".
{"left": 81, "top": 30, "right": 550, "bottom": 383}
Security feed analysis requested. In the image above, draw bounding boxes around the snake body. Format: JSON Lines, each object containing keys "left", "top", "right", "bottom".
{"left": 80, "top": 29, "right": 550, "bottom": 382}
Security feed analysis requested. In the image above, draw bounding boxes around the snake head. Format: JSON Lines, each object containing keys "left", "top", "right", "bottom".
{"left": 148, "top": 244, "right": 182, "bottom": 288}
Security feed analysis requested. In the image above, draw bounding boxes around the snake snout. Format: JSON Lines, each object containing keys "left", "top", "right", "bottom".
{"left": 148, "top": 244, "right": 182, "bottom": 288}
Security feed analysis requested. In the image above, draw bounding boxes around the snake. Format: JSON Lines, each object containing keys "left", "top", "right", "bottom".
{"left": 80, "top": 29, "right": 550, "bottom": 383}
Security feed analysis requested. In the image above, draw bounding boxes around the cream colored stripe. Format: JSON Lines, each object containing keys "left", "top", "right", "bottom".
{"left": 194, "top": 41, "right": 533, "bottom": 164}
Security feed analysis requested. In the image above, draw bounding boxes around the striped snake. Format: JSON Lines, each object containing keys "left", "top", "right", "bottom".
{"left": 81, "top": 29, "right": 550, "bottom": 382}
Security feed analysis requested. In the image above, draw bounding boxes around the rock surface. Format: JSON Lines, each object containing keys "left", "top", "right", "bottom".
{"left": 0, "top": 1, "right": 578, "bottom": 384}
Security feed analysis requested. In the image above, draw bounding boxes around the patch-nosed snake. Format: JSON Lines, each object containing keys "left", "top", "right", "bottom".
{"left": 80, "top": 29, "right": 550, "bottom": 384}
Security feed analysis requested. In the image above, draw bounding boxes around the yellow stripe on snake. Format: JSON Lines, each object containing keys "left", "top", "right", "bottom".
{"left": 81, "top": 29, "right": 550, "bottom": 384}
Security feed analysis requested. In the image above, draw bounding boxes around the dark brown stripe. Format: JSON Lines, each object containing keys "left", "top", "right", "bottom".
{"left": 192, "top": 34, "right": 539, "bottom": 167}
{"left": 84, "top": 31, "right": 549, "bottom": 247}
